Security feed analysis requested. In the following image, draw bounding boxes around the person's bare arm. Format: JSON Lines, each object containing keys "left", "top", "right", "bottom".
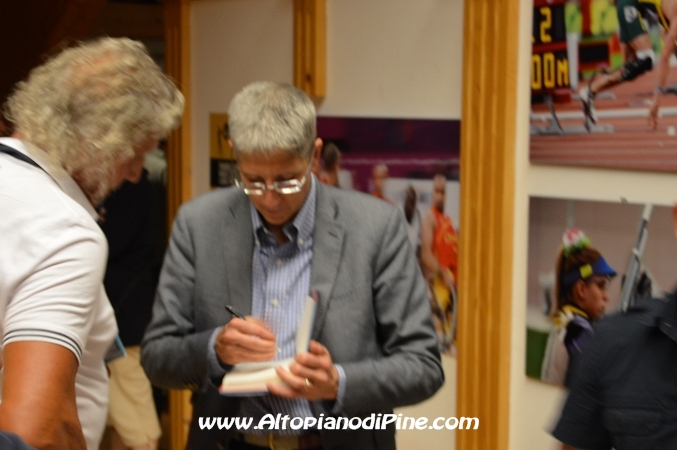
{"left": 0, "top": 341, "right": 85, "bottom": 450}
{"left": 672, "top": 202, "right": 677, "bottom": 241}
{"left": 420, "top": 210, "right": 454, "bottom": 289}
{"left": 420, "top": 210, "right": 438, "bottom": 276}
{"left": 650, "top": 22, "right": 677, "bottom": 128}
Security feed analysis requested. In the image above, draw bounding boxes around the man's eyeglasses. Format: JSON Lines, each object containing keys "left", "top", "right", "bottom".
{"left": 235, "top": 161, "right": 312, "bottom": 196}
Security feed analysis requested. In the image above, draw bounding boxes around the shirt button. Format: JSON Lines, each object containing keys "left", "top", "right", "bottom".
{"left": 272, "top": 299, "right": 279, "bottom": 307}
{"left": 277, "top": 259, "right": 282, "bottom": 266}
{"left": 298, "top": 238, "right": 304, "bottom": 246}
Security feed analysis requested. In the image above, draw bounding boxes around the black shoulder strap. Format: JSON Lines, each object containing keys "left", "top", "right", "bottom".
{"left": 0, "top": 143, "right": 45, "bottom": 171}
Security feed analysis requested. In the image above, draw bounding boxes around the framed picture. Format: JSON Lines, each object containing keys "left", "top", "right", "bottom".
{"left": 317, "top": 117, "right": 461, "bottom": 354}
{"left": 529, "top": 0, "right": 677, "bottom": 172}
{"left": 525, "top": 196, "right": 677, "bottom": 385}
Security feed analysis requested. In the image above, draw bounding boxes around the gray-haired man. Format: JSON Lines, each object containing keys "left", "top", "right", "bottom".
{"left": 141, "top": 81, "right": 443, "bottom": 450}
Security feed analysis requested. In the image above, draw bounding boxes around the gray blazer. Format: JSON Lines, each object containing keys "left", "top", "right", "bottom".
{"left": 141, "top": 182, "right": 444, "bottom": 450}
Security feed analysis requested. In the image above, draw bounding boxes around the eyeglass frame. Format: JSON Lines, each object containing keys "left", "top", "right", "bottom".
{"left": 234, "top": 157, "right": 313, "bottom": 196}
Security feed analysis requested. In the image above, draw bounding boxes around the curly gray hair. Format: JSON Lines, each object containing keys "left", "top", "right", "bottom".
{"left": 4, "top": 37, "right": 184, "bottom": 204}
{"left": 227, "top": 81, "right": 316, "bottom": 160}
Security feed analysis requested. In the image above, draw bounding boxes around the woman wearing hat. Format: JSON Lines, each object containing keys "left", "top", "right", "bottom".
{"left": 541, "top": 228, "right": 617, "bottom": 387}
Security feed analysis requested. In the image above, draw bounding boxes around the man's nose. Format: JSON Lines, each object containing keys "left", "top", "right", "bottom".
{"left": 262, "top": 187, "right": 280, "bottom": 206}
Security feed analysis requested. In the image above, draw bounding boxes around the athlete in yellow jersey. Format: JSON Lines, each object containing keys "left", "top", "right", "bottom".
{"left": 580, "top": 0, "right": 677, "bottom": 129}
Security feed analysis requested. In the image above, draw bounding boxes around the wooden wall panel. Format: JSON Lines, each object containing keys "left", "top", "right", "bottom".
{"left": 164, "top": 1, "right": 193, "bottom": 449}
{"left": 293, "top": 0, "right": 326, "bottom": 98}
{"left": 457, "top": 0, "right": 519, "bottom": 449}
{"left": 0, "top": 0, "right": 107, "bottom": 115}
{"left": 164, "top": 0, "right": 192, "bottom": 221}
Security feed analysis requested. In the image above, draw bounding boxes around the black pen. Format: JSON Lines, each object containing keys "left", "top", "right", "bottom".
{"left": 224, "top": 305, "right": 245, "bottom": 319}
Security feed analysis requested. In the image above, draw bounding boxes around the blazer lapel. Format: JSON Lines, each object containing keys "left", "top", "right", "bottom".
{"left": 220, "top": 193, "right": 254, "bottom": 316}
{"left": 310, "top": 185, "right": 345, "bottom": 339}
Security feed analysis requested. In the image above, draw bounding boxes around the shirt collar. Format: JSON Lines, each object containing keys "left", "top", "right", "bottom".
{"left": 0, "top": 137, "right": 99, "bottom": 221}
{"left": 249, "top": 174, "right": 317, "bottom": 248}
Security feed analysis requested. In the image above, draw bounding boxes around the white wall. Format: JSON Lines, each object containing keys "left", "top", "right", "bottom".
{"left": 318, "top": 1, "right": 463, "bottom": 118}
{"left": 190, "top": 1, "right": 464, "bottom": 449}
{"left": 191, "top": 0, "right": 464, "bottom": 196}
{"left": 510, "top": 1, "right": 677, "bottom": 449}
{"left": 191, "top": 0, "right": 294, "bottom": 196}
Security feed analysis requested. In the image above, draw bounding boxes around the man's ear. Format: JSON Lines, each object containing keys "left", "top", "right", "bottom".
{"left": 311, "top": 138, "right": 322, "bottom": 174}
{"left": 313, "top": 138, "right": 322, "bottom": 159}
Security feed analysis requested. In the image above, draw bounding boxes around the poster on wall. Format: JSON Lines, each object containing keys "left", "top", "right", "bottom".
{"left": 529, "top": 0, "right": 677, "bottom": 172}
{"left": 317, "top": 117, "right": 461, "bottom": 355}
{"left": 525, "top": 196, "right": 677, "bottom": 386}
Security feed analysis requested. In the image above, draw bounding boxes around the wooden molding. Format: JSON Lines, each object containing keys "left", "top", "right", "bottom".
{"left": 92, "top": 3, "right": 164, "bottom": 40}
{"left": 46, "top": 0, "right": 108, "bottom": 51}
{"left": 293, "top": 0, "right": 326, "bottom": 98}
{"left": 456, "top": 0, "right": 519, "bottom": 449}
{"left": 164, "top": 0, "right": 192, "bottom": 215}
{"left": 164, "top": 1, "right": 193, "bottom": 450}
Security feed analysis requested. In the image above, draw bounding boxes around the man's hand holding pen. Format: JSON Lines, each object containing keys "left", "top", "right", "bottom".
{"left": 218, "top": 302, "right": 339, "bottom": 401}
{"left": 214, "top": 316, "right": 277, "bottom": 365}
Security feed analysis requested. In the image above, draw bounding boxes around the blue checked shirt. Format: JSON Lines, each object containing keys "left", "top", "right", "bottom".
{"left": 207, "top": 176, "right": 345, "bottom": 434}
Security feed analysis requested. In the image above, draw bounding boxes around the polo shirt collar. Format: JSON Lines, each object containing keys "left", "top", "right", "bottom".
{"left": 0, "top": 137, "right": 99, "bottom": 221}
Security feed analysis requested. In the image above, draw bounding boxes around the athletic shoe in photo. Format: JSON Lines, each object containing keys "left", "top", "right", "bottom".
{"left": 579, "top": 86, "right": 597, "bottom": 126}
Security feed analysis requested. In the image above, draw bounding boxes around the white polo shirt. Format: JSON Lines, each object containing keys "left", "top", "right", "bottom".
{"left": 0, "top": 138, "right": 117, "bottom": 450}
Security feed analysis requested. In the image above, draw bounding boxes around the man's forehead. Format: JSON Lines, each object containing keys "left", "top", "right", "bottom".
{"left": 237, "top": 151, "right": 308, "bottom": 173}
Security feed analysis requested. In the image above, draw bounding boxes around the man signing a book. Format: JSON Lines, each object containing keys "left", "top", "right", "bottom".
{"left": 141, "top": 81, "right": 444, "bottom": 450}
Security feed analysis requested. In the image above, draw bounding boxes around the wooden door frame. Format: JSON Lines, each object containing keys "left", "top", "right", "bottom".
{"left": 163, "top": 1, "right": 193, "bottom": 449}
{"left": 456, "top": 0, "right": 519, "bottom": 449}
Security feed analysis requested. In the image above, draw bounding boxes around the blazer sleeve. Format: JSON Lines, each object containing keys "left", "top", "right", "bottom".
{"left": 140, "top": 205, "right": 213, "bottom": 391}
{"left": 330, "top": 207, "right": 444, "bottom": 416}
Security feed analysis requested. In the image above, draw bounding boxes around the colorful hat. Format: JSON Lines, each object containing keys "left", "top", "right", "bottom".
{"left": 560, "top": 228, "right": 617, "bottom": 286}
{"left": 561, "top": 257, "right": 617, "bottom": 286}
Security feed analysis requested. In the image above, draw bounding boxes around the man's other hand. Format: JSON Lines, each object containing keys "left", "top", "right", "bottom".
{"left": 268, "top": 341, "right": 339, "bottom": 401}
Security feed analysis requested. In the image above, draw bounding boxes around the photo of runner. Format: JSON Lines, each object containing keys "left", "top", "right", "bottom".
{"left": 530, "top": 0, "right": 677, "bottom": 172}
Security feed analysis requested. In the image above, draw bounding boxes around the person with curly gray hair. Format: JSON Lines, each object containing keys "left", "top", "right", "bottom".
{"left": 0, "top": 37, "right": 183, "bottom": 450}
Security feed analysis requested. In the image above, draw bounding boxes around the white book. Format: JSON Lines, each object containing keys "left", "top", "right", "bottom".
{"left": 219, "top": 295, "right": 317, "bottom": 396}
